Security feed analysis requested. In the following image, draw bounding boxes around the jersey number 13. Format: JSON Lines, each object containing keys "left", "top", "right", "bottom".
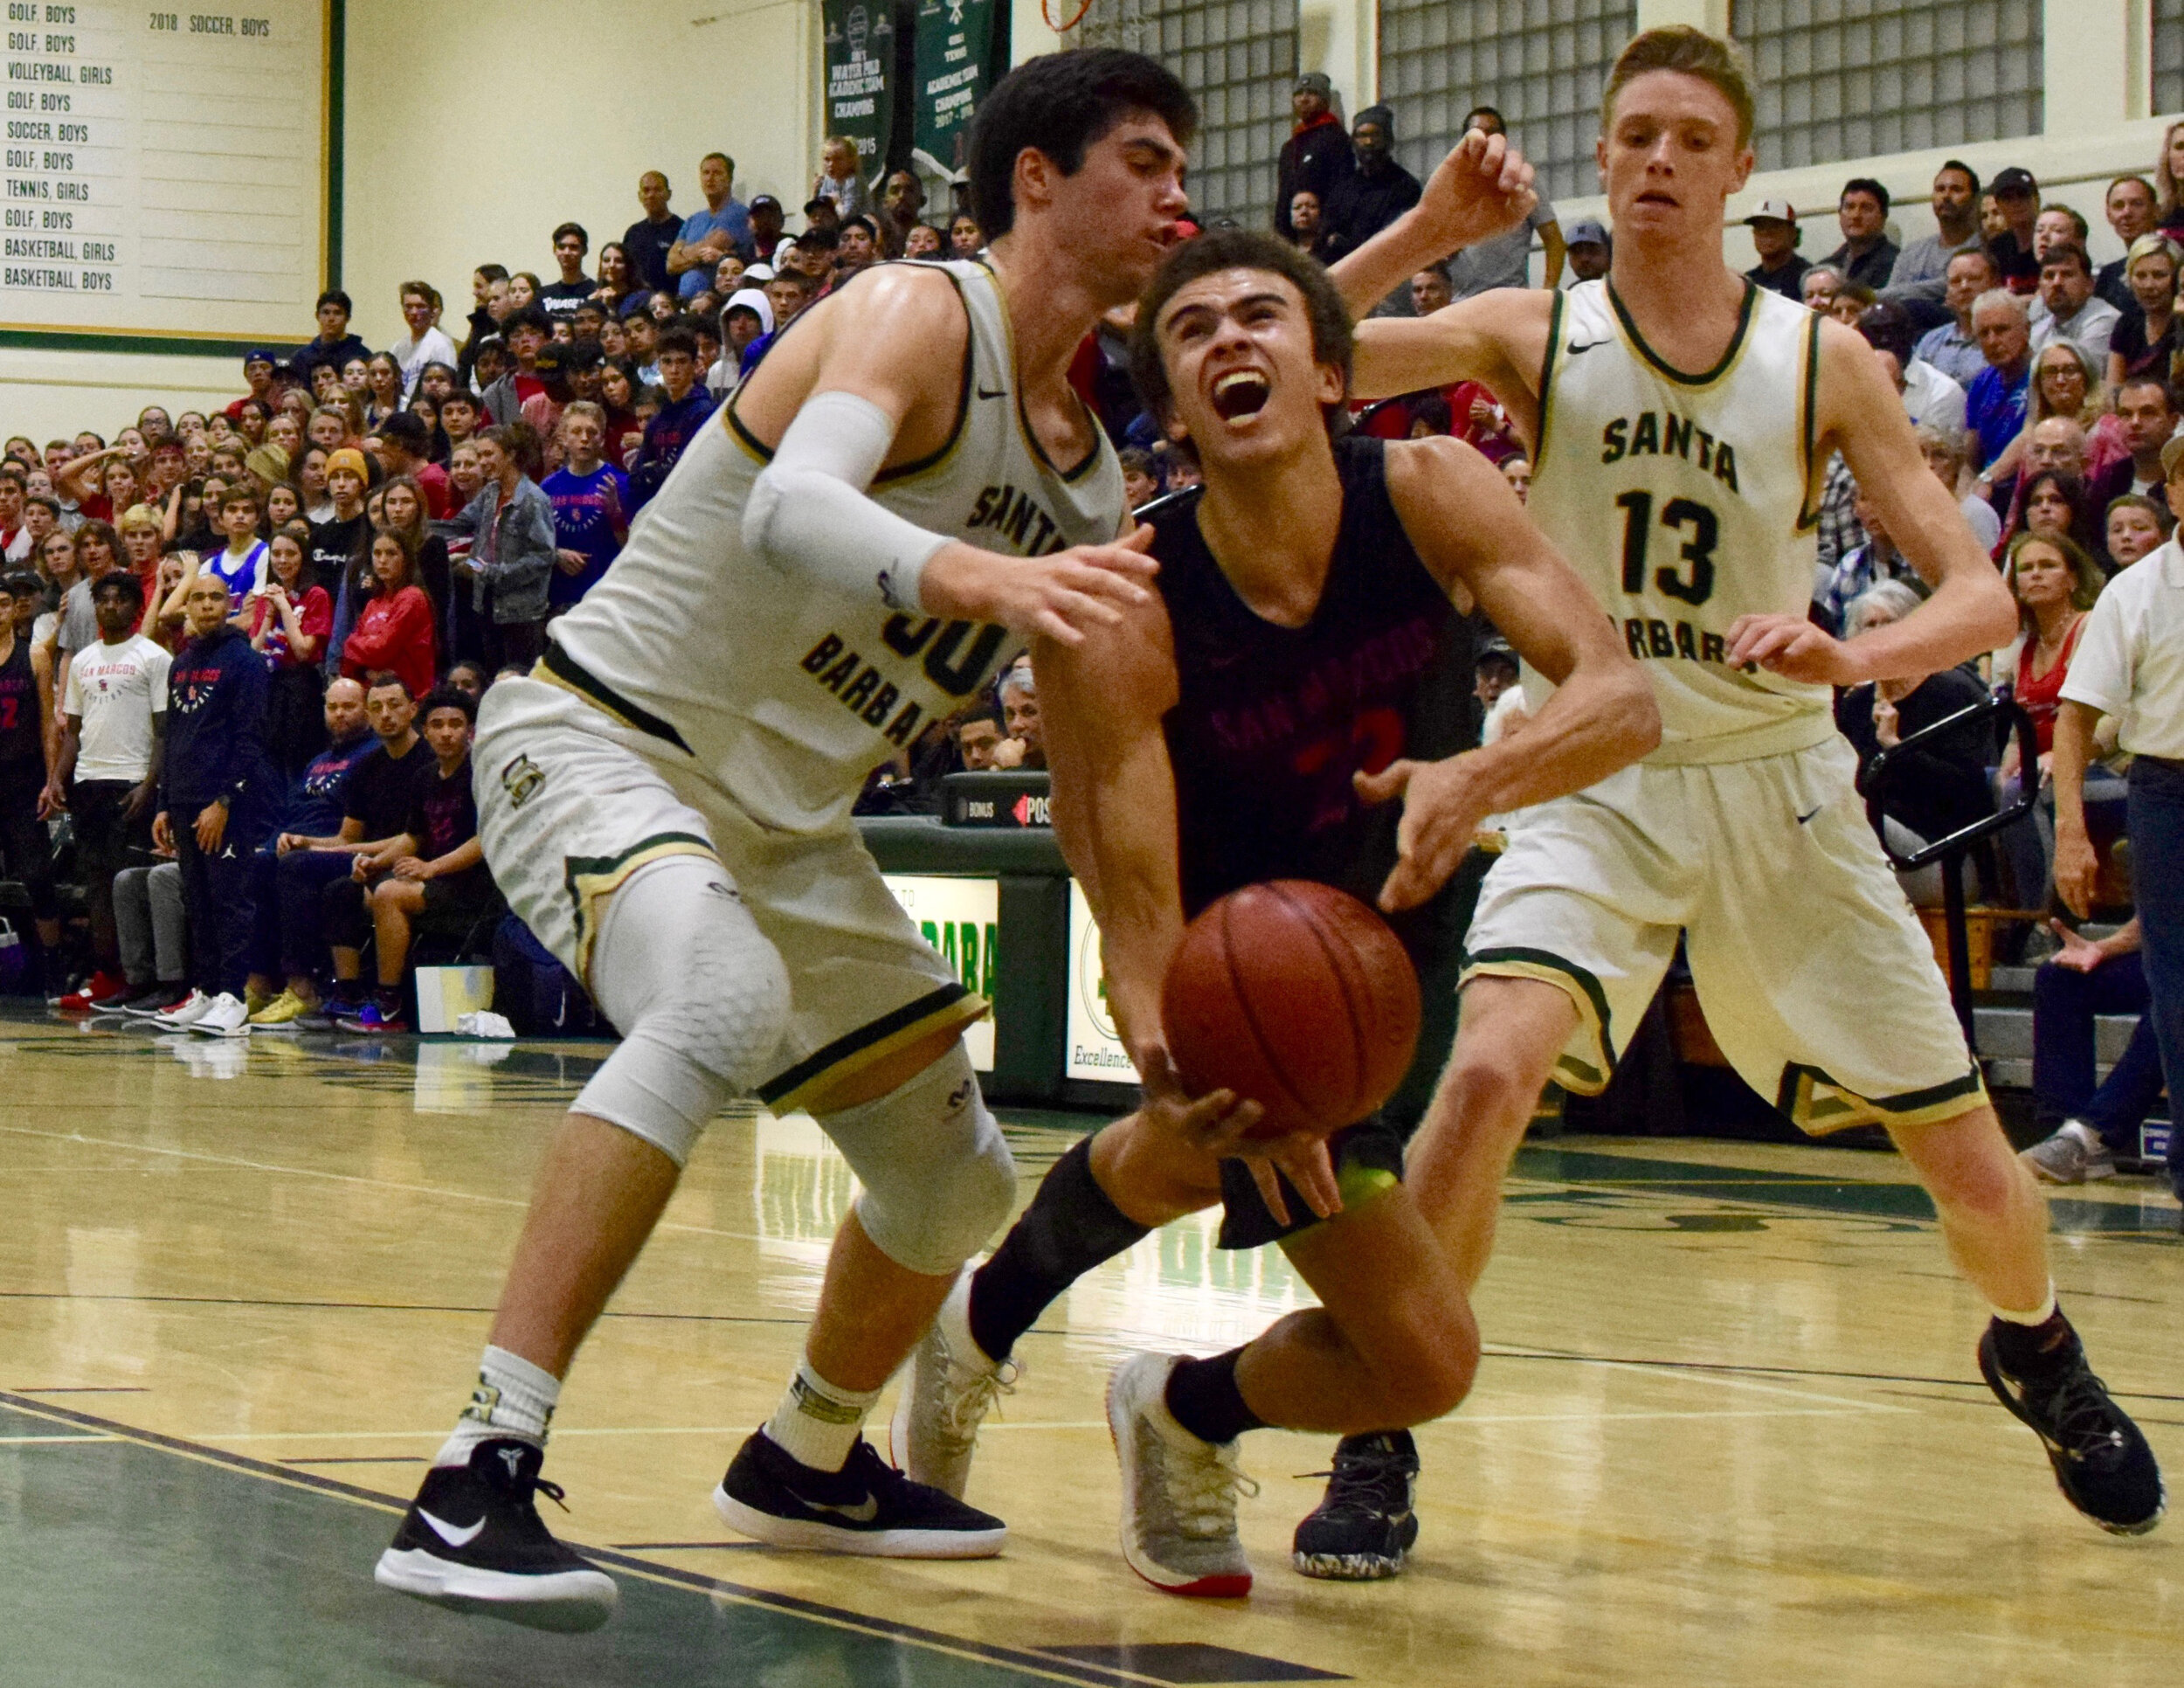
{"left": 1614, "top": 491, "right": 1718, "bottom": 606}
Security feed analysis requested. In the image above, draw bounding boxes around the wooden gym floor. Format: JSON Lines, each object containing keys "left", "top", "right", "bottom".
{"left": 0, "top": 1005, "right": 2178, "bottom": 1686}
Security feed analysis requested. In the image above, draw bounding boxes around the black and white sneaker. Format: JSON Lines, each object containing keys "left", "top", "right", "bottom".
{"left": 1980, "top": 1325, "right": 2165, "bottom": 1536}
{"left": 374, "top": 1438, "right": 618, "bottom": 1630}
{"left": 1292, "top": 1430, "right": 1420, "bottom": 1580}
{"left": 714, "top": 1431, "right": 1006, "bottom": 1559}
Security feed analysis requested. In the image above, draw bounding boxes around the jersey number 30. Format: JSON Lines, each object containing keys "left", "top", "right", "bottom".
{"left": 1615, "top": 491, "right": 1717, "bottom": 606}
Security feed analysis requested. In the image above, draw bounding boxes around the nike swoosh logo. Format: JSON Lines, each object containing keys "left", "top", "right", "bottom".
{"left": 975, "top": 384, "right": 1008, "bottom": 400}
{"left": 1796, "top": 806, "right": 1823, "bottom": 825}
{"left": 417, "top": 1507, "right": 486, "bottom": 1547}
{"left": 1566, "top": 340, "right": 1606, "bottom": 355}
{"left": 793, "top": 1491, "right": 880, "bottom": 1523}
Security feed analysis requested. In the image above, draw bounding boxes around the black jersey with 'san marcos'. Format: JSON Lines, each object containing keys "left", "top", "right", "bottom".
{"left": 1149, "top": 434, "right": 1471, "bottom": 951}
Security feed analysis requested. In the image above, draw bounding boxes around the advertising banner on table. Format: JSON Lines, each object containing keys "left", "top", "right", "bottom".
{"left": 909, "top": 0, "right": 996, "bottom": 178}
{"left": 821, "top": 0, "right": 896, "bottom": 185}
{"left": 881, "top": 874, "right": 998, "bottom": 1070}
{"left": 1067, "top": 881, "right": 1136, "bottom": 1084}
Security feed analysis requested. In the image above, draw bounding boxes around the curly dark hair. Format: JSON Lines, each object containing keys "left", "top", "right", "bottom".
{"left": 1127, "top": 227, "right": 1353, "bottom": 427}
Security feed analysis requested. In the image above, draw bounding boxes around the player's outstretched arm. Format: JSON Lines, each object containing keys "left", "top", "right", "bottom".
{"left": 1726, "top": 318, "right": 2018, "bottom": 686}
{"left": 1361, "top": 436, "right": 1660, "bottom": 911}
{"left": 1330, "top": 130, "right": 1537, "bottom": 322}
{"left": 735, "top": 264, "right": 1158, "bottom": 645}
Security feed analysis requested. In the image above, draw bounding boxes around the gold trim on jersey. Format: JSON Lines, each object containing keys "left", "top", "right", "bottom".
{"left": 1605, "top": 279, "right": 1759, "bottom": 391}
{"left": 1774, "top": 1062, "right": 1987, "bottom": 1136}
{"left": 562, "top": 833, "right": 723, "bottom": 982}
{"left": 757, "top": 982, "right": 990, "bottom": 1116}
{"left": 1533, "top": 289, "right": 1566, "bottom": 477}
{"left": 1461, "top": 944, "right": 1614, "bottom": 1096}
{"left": 985, "top": 261, "right": 1109, "bottom": 483}
{"left": 1794, "top": 310, "right": 1826, "bottom": 530}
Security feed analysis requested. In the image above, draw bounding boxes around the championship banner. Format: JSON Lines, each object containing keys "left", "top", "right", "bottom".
{"left": 910, "top": 0, "right": 997, "bottom": 178}
{"left": 821, "top": 0, "right": 896, "bottom": 185}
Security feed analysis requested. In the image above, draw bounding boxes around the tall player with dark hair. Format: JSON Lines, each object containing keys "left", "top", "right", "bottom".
{"left": 1322, "top": 26, "right": 2161, "bottom": 1537}
{"left": 376, "top": 52, "right": 1200, "bottom": 1631}
{"left": 890, "top": 226, "right": 1657, "bottom": 1595}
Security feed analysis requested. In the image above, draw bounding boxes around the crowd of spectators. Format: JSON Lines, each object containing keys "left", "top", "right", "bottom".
{"left": 0, "top": 100, "right": 2172, "bottom": 1195}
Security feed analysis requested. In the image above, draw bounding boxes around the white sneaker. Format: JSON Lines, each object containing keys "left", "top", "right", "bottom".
{"left": 190, "top": 993, "right": 252, "bottom": 1039}
{"left": 889, "top": 1267, "right": 1017, "bottom": 1500}
{"left": 152, "top": 989, "right": 213, "bottom": 1032}
{"left": 1106, "top": 1352, "right": 1256, "bottom": 1598}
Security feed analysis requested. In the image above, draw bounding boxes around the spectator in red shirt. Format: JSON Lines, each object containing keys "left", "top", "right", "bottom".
{"left": 341, "top": 527, "right": 436, "bottom": 702}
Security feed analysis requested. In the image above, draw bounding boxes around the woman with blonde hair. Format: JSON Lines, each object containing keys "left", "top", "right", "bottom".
{"left": 1988, "top": 340, "right": 2125, "bottom": 541}
{"left": 2105, "top": 232, "right": 2182, "bottom": 389}
{"left": 2157, "top": 119, "right": 2184, "bottom": 237}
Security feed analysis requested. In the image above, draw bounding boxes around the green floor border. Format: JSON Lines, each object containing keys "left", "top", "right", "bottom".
{"left": 0, "top": 1392, "right": 1185, "bottom": 1688}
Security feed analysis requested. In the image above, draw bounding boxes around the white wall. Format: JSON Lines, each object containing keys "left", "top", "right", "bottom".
{"left": 339, "top": 0, "right": 819, "bottom": 351}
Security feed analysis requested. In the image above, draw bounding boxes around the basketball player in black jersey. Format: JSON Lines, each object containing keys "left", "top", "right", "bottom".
{"left": 889, "top": 229, "right": 1658, "bottom": 1595}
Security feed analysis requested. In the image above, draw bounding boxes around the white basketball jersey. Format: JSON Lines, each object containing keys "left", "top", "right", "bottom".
{"left": 545, "top": 259, "right": 1124, "bottom": 832}
{"left": 1524, "top": 278, "right": 1833, "bottom": 764}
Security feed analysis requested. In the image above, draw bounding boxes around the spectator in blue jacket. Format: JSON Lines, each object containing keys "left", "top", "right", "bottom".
{"left": 154, "top": 571, "right": 279, "bottom": 1033}
{"left": 629, "top": 325, "right": 715, "bottom": 509}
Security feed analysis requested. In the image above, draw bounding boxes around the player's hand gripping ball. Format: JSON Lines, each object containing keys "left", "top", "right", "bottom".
{"left": 1161, "top": 881, "right": 1420, "bottom": 1141}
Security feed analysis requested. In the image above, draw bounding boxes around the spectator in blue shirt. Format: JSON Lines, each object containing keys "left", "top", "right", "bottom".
{"left": 242, "top": 675, "right": 381, "bottom": 1027}
{"left": 668, "top": 152, "right": 751, "bottom": 299}
{"left": 543, "top": 403, "right": 629, "bottom": 608}
{"left": 1966, "top": 288, "right": 2033, "bottom": 477}
{"left": 629, "top": 326, "right": 715, "bottom": 509}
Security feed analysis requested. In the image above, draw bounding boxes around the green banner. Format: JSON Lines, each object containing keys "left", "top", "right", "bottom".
{"left": 822, "top": 0, "right": 897, "bottom": 183}
{"left": 910, "top": 0, "right": 998, "bottom": 177}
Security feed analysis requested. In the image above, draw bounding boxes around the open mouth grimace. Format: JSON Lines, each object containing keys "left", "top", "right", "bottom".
{"left": 1211, "top": 370, "right": 1271, "bottom": 420}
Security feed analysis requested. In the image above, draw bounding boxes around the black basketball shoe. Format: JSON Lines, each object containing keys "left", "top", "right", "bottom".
{"left": 374, "top": 1438, "right": 618, "bottom": 1630}
{"left": 714, "top": 1431, "right": 1007, "bottom": 1558}
{"left": 1979, "top": 1325, "right": 2165, "bottom": 1536}
{"left": 1292, "top": 1430, "right": 1420, "bottom": 1580}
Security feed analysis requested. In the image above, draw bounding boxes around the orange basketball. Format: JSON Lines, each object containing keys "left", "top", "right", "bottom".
{"left": 1161, "top": 880, "right": 1421, "bottom": 1141}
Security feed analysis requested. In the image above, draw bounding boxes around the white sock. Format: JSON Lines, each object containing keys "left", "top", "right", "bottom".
{"left": 762, "top": 1360, "right": 881, "bottom": 1473}
{"left": 434, "top": 1346, "right": 561, "bottom": 1469}
{"left": 1991, "top": 1283, "right": 2058, "bottom": 1326}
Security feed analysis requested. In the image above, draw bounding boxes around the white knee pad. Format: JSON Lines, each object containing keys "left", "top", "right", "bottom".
{"left": 817, "top": 1042, "right": 1016, "bottom": 1276}
{"left": 573, "top": 855, "right": 791, "bottom": 1166}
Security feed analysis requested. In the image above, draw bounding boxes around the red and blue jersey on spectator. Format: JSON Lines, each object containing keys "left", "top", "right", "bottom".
{"left": 543, "top": 462, "right": 629, "bottom": 606}
{"left": 280, "top": 728, "right": 380, "bottom": 838}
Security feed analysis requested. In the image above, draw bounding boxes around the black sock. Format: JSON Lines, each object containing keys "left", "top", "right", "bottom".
{"left": 1990, "top": 1305, "right": 2080, "bottom": 1380}
{"left": 377, "top": 985, "right": 403, "bottom": 1013}
{"left": 967, "top": 1135, "right": 1150, "bottom": 1363}
{"left": 1165, "top": 1348, "right": 1267, "bottom": 1446}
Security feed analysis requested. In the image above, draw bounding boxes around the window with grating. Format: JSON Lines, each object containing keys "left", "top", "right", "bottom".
{"left": 2157, "top": 0, "right": 2184, "bottom": 117}
{"left": 1070, "top": 0, "right": 1298, "bottom": 226}
{"left": 1730, "top": 0, "right": 2042, "bottom": 170}
{"left": 1376, "top": 0, "right": 1634, "bottom": 205}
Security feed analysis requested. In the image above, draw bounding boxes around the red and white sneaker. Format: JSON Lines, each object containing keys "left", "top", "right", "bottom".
{"left": 1106, "top": 1353, "right": 1256, "bottom": 1598}
{"left": 58, "top": 970, "right": 128, "bottom": 1013}
{"left": 152, "top": 990, "right": 214, "bottom": 1032}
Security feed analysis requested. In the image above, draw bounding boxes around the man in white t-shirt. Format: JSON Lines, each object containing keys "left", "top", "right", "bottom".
{"left": 389, "top": 281, "right": 459, "bottom": 400}
{"left": 53, "top": 570, "right": 169, "bottom": 1008}
{"left": 2051, "top": 432, "right": 2184, "bottom": 1224}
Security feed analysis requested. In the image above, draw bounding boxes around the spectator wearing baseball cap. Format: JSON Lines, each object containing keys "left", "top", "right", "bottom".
{"left": 225, "top": 349, "right": 278, "bottom": 422}
{"left": 1276, "top": 70, "right": 1352, "bottom": 247}
{"left": 1987, "top": 167, "right": 2043, "bottom": 291}
{"left": 748, "top": 195, "right": 787, "bottom": 264}
{"left": 1744, "top": 199, "right": 1810, "bottom": 302}
{"left": 1564, "top": 217, "right": 1610, "bottom": 284}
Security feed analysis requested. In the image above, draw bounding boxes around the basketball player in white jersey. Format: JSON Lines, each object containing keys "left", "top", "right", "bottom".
{"left": 1324, "top": 27, "right": 2162, "bottom": 1537}
{"left": 373, "top": 52, "right": 1203, "bottom": 1630}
